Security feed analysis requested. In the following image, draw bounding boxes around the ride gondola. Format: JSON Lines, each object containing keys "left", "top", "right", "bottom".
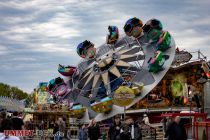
{"left": 69, "top": 104, "right": 86, "bottom": 118}
{"left": 124, "top": 17, "right": 143, "bottom": 38}
{"left": 148, "top": 51, "right": 167, "bottom": 73}
{"left": 91, "top": 96, "right": 113, "bottom": 113}
{"left": 47, "top": 77, "right": 68, "bottom": 102}
{"left": 143, "top": 19, "right": 163, "bottom": 42}
{"left": 58, "top": 64, "right": 77, "bottom": 77}
{"left": 156, "top": 31, "right": 172, "bottom": 52}
{"left": 77, "top": 40, "right": 96, "bottom": 59}
{"left": 107, "top": 25, "right": 119, "bottom": 45}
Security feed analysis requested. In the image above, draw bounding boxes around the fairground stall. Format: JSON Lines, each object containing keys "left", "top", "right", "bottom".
{"left": 128, "top": 50, "right": 210, "bottom": 122}
{"left": 24, "top": 82, "right": 72, "bottom": 129}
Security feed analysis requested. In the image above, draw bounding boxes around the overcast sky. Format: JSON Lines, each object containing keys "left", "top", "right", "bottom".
{"left": 0, "top": 0, "right": 210, "bottom": 93}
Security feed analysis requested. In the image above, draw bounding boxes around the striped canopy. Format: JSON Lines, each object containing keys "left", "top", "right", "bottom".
{"left": 0, "top": 96, "right": 25, "bottom": 112}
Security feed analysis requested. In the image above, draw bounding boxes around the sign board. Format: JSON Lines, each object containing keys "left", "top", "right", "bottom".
{"left": 172, "top": 51, "right": 192, "bottom": 65}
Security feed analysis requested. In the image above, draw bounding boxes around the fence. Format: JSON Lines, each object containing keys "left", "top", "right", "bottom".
{"left": 184, "top": 122, "right": 210, "bottom": 140}
{"left": 194, "top": 122, "right": 210, "bottom": 140}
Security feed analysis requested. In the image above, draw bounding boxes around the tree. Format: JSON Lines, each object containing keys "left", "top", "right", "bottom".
{"left": 0, "top": 82, "right": 29, "bottom": 100}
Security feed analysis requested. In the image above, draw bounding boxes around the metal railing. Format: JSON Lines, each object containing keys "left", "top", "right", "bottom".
{"left": 193, "top": 122, "right": 210, "bottom": 140}
{"left": 141, "top": 123, "right": 157, "bottom": 140}
{"left": 182, "top": 121, "right": 210, "bottom": 140}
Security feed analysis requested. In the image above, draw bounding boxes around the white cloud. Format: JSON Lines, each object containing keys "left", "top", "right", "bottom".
{"left": 2, "top": 16, "right": 35, "bottom": 24}
{"left": 40, "top": 43, "right": 73, "bottom": 53}
{"left": 0, "top": 45, "right": 9, "bottom": 55}
{"left": 31, "top": 22, "right": 80, "bottom": 38}
{"left": 30, "top": 12, "right": 81, "bottom": 39}
{"left": 0, "top": 63, "right": 42, "bottom": 70}
{"left": 171, "top": 28, "right": 210, "bottom": 50}
{"left": 176, "top": 36, "right": 209, "bottom": 50}
{"left": 0, "top": 0, "right": 77, "bottom": 10}
{"left": 0, "top": 14, "right": 81, "bottom": 41}
{"left": 192, "top": 17, "right": 210, "bottom": 26}
{"left": 11, "top": 57, "right": 36, "bottom": 61}
{"left": 0, "top": 0, "right": 210, "bottom": 92}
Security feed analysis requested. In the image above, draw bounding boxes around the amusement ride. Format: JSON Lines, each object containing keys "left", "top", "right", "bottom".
{"left": 44, "top": 17, "right": 176, "bottom": 122}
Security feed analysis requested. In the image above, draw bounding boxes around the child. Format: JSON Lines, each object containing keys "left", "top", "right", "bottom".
{"left": 78, "top": 124, "right": 88, "bottom": 140}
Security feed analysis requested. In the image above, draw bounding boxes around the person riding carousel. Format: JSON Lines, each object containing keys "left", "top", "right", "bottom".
{"left": 124, "top": 17, "right": 143, "bottom": 38}
{"left": 107, "top": 25, "right": 119, "bottom": 45}
{"left": 77, "top": 40, "right": 96, "bottom": 59}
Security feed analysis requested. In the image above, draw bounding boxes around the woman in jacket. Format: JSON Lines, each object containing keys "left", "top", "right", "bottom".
{"left": 88, "top": 119, "right": 100, "bottom": 140}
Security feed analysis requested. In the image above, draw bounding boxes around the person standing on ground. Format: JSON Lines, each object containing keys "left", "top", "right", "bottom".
{"left": 11, "top": 111, "right": 24, "bottom": 130}
{"left": 108, "top": 115, "right": 122, "bottom": 140}
{"left": 165, "top": 116, "right": 187, "bottom": 140}
{"left": 38, "top": 120, "right": 45, "bottom": 140}
{"left": 0, "top": 112, "right": 6, "bottom": 125}
{"left": 128, "top": 117, "right": 142, "bottom": 140}
{"left": 0, "top": 118, "right": 20, "bottom": 140}
{"left": 88, "top": 119, "right": 100, "bottom": 140}
{"left": 119, "top": 116, "right": 142, "bottom": 140}
{"left": 165, "top": 117, "right": 173, "bottom": 132}
{"left": 49, "top": 119, "right": 55, "bottom": 129}
{"left": 28, "top": 119, "right": 34, "bottom": 130}
{"left": 27, "top": 119, "right": 34, "bottom": 140}
{"left": 62, "top": 117, "right": 67, "bottom": 139}
{"left": 58, "top": 118, "right": 66, "bottom": 140}
{"left": 67, "top": 129, "right": 71, "bottom": 140}
{"left": 78, "top": 124, "right": 88, "bottom": 140}
{"left": 39, "top": 120, "right": 44, "bottom": 130}
{"left": 53, "top": 121, "right": 59, "bottom": 140}
{"left": 142, "top": 114, "right": 150, "bottom": 125}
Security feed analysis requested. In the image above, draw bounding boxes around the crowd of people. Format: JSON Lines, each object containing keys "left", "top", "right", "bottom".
{"left": 78, "top": 114, "right": 150, "bottom": 140}
{"left": 165, "top": 116, "right": 187, "bottom": 140}
{"left": 108, "top": 115, "right": 142, "bottom": 140}
{"left": 27, "top": 117, "right": 67, "bottom": 140}
{"left": 0, "top": 111, "right": 68, "bottom": 140}
{"left": 0, "top": 111, "right": 188, "bottom": 140}
{"left": 75, "top": 114, "right": 187, "bottom": 140}
{"left": 0, "top": 111, "right": 24, "bottom": 140}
